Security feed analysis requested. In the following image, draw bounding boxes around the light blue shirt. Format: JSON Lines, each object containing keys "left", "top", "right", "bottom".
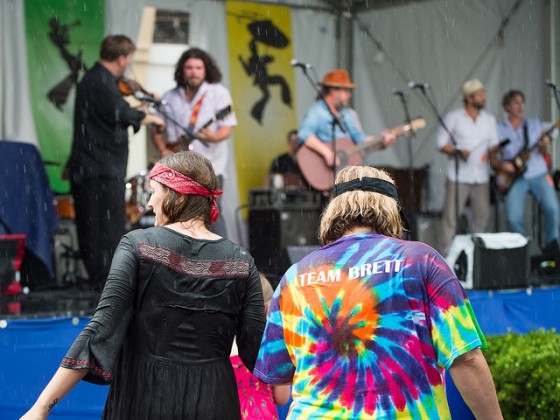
{"left": 497, "top": 118, "right": 548, "bottom": 179}
{"left": 298, "top": 100, "right": 367, "bottom": 145}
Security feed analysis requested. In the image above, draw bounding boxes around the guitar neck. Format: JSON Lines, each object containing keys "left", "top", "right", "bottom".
{"left": 524, "top": 121, "right": 559, "bottom": 154}
{"left": 344, "top": 136, "right": 386, "bottom": 157}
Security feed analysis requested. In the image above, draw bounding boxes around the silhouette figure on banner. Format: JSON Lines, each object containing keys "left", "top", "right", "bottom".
{"left": 238, "top": 19, "right": 292, "bottom": 124}
{"left": 47, "top": 18, "right": 88, "bottom": 110}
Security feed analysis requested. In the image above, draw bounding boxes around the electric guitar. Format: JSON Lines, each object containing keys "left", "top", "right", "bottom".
{"left": 295, "top": 118, "right": 426, "bottom": 191}
{"left": 168, "top": 105, "right": 232, "bottom": 152}
{"left": 494, "top": 120, "right": 560, "bottom": 195}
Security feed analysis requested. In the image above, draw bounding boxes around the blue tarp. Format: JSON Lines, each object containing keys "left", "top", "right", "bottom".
{"left": 1, "top": 285, "right": 558, "bottom": 419}
{"left": 0, "top": 141, "right": 58, "bottom": 276}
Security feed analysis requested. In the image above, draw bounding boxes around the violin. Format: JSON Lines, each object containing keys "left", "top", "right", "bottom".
{"left": 117, "top": 77, "right": 154, "bottom": 99}
{"left": 118, "top": 77, "right": 165, "bottom": 133}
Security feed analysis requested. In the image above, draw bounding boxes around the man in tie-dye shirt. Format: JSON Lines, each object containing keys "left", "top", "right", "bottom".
{"left": 254, "top": 166, "right": 502, "bottom": 419}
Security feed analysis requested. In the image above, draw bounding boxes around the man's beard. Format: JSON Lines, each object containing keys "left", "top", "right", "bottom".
{"left": 473, "top": 101, "right": 485, "bottom": 111}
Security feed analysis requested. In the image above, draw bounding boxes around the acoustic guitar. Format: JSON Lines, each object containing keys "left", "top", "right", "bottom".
{"left": 168, "top": 105, "right": 232, "bottom": 152}
{"left": 494, "top": 120, "right": 560, "bottom": 195}
{"left": 295, "top": 118, "right": 426, "bottom": 191}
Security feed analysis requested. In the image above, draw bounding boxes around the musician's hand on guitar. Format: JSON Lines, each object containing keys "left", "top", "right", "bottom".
{"left": 196, "top": 126, "right": 231, "bottom": 143}
{"left": 538, "top": 134, "right": 552, "bottom": 154}
{"left": 195, "top": 127, "right": 213, "bottom": 142}
{"left": 500, "top": 161, "right": 516, "bottom": 174}
{"left": 454, "top": 148, "right": 470, "bottom": 161}
{"left": 381, "top": 129, "right": 397, "bottom": 148}
{"left": 322, "top": 149, "right": 339, "bottom": 168}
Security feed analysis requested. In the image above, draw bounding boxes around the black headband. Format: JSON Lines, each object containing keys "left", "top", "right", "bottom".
{"left": 332, "top": 176, "right": 409, "bottom": 231}
{"left": 333, "top": 177, "right": 399, "bottom": 202}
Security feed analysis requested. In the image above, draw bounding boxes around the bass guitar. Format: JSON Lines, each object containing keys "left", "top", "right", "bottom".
{"left": 295, "top": 118, "right": 426, "bottom": 191}
{"left": 168, "top": 105, "right": 232, "bottom": 152}
{"left": 494, "top": 120, "right": 560, "bottom": 195}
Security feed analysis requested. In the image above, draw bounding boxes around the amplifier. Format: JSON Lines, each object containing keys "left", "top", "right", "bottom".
{"left": 446, "top": 233, "right": 530, "bottom": 290}
{"left": 249, "top": 188, "right": 321, "bottom": 210}
{"left": 249, "top": 206, "right": 320, "bottom": 276}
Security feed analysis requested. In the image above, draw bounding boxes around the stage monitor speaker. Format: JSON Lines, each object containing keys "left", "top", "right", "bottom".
{"left": 446, "top": 233, "right": 529, "bottom": 290}
{"left": 249, "top": 207, "right": 320, "bottom": 276}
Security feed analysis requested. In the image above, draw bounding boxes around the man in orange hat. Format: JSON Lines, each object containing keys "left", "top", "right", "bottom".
{"left": 296, "top": 69, "right": 396, "bottom": 190}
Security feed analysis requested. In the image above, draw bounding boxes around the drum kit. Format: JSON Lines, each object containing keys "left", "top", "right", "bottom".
{"left": 125, "top": 170, "right": 155, "bottom": 229}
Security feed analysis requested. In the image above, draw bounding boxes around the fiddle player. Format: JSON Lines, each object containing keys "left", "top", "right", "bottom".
{"left": 491, "top": 89, "right": 560, "bottom": 271}
{"left": 151, "top": 47, "right": 237, "bottom": 238}
{"left": 66, "top": 34, "right": 165, "bottom": 290}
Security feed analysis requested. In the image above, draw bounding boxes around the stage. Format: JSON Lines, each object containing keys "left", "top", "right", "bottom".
{"left": 1, "top": 280, "right": 558, "bottom": 419}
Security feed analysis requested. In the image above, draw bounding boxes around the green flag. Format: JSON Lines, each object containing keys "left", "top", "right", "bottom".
{"left": 25, "top": 0, "right": 104, "bottom": 193}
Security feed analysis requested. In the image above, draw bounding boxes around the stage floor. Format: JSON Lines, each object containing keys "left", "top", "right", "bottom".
{"left": 0, "top": 286, "right": 100, "bottom": 319}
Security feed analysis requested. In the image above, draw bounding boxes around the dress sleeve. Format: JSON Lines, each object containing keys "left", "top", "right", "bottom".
{"left": 60, "top": 235, "right": 139, "bottom": 384}
{"left": 236, "top": 262, "right": 266, "bottom": 373}
{"left": 425, "top": 253, "right": 485, "bottom": 370}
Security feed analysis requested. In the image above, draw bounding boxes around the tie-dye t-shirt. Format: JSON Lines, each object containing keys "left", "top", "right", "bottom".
{"left": 254, "top": 233, "right": 485, "bottom": 419}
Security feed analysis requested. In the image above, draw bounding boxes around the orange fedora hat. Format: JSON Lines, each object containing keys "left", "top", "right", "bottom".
{"left": 320, "top": 69, "right": 357, "bottom": 89}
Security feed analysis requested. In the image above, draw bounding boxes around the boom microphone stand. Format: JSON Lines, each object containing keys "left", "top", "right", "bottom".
{"left": 414, "top": 85, "right": 462, "bottom": 238}
{"left": 394, "top": 90, "right": 418, "bottom": 239}
{"left": 294, "top": 65, "right": 346, "bottom": 189}
{"left": 149, "top": 102, "right": 209, "bottom": 149}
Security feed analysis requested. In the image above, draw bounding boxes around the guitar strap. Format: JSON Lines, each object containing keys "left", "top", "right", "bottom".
{"left": 522, "top": 121, "right": 529, "bottom": 151}
{"left": 187, "top": 93, "right": 206, "bottom": 131}
{"left": 337, "top": 112, "right": 353, "bottom": 142}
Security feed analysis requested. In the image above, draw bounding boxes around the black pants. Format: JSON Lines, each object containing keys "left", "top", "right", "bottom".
{"left": 72, "top": 177, "right": 126, "bottom": 289}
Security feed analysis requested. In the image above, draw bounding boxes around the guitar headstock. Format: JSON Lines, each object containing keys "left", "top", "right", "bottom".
{"left": 215, "top": 105, "right": 232, "bottom": 121}
{"left": 395, "top": 118, "right": 426, "bottom": 136}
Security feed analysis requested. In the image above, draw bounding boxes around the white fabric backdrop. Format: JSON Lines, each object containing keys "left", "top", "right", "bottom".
{"left": 1, "top": 0, "right": 39, "bottom": 145}
{"left": 352, "top": 0, "right": 548, "bottom": 210}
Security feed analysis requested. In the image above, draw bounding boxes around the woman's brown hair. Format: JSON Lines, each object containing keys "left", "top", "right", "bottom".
{"left": 158, "top": 151, "right": 219, "bottom": 228}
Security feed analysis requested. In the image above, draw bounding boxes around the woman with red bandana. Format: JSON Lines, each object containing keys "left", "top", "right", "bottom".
{"left": 21, "top": 151, "right": 266, "bottom": 420}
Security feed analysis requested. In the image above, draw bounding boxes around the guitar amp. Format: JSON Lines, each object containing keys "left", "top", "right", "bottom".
{"left": 248, "top": 189, "right": 322, "bottom": 276}
{"left": 249, "top": 188, "right": 321, "bottom": 210}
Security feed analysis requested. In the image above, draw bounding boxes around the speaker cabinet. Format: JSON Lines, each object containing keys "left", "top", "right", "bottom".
{"left": 446, "top": 233, "right": 530, "bottom": 290}
{"left": 249, "top": 207, "right": 320, "bottom": 276}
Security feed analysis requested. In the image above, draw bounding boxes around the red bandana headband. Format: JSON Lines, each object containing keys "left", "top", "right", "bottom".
{"left": 148, "top": 162, "right": 223, "bottom": 224}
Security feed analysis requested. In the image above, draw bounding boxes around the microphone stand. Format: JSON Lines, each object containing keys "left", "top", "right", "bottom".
{"left": 295, "top": 65, "right": 346, "bottom": 191}
{"left": 151, "top": 103, "right": 209, "bottom": 149}
{"left": 548, "top": 82, "right": 560, "bottom": 114}
{"left": 415, "top": 86, "right": 462, "bottom": 239}
{"left": 394, "top": 91, "right": 417, "bottom": 240}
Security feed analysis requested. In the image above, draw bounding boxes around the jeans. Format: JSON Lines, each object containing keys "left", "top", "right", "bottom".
{"left": 504, "top": 174, "right": 559, "bottom": 244}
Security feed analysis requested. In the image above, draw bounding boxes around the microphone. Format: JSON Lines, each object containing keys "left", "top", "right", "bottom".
{"left": 290, "top": 59, "right": 312, "bottom": 70}
{"left": 545, "top": 79, "right": 557, "bottom": 89}
{"left": 408, "top": 81, "right": 430, "bottom": 90}
{"left": 134, "top": 92, "right": 167, "bottom": 106}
